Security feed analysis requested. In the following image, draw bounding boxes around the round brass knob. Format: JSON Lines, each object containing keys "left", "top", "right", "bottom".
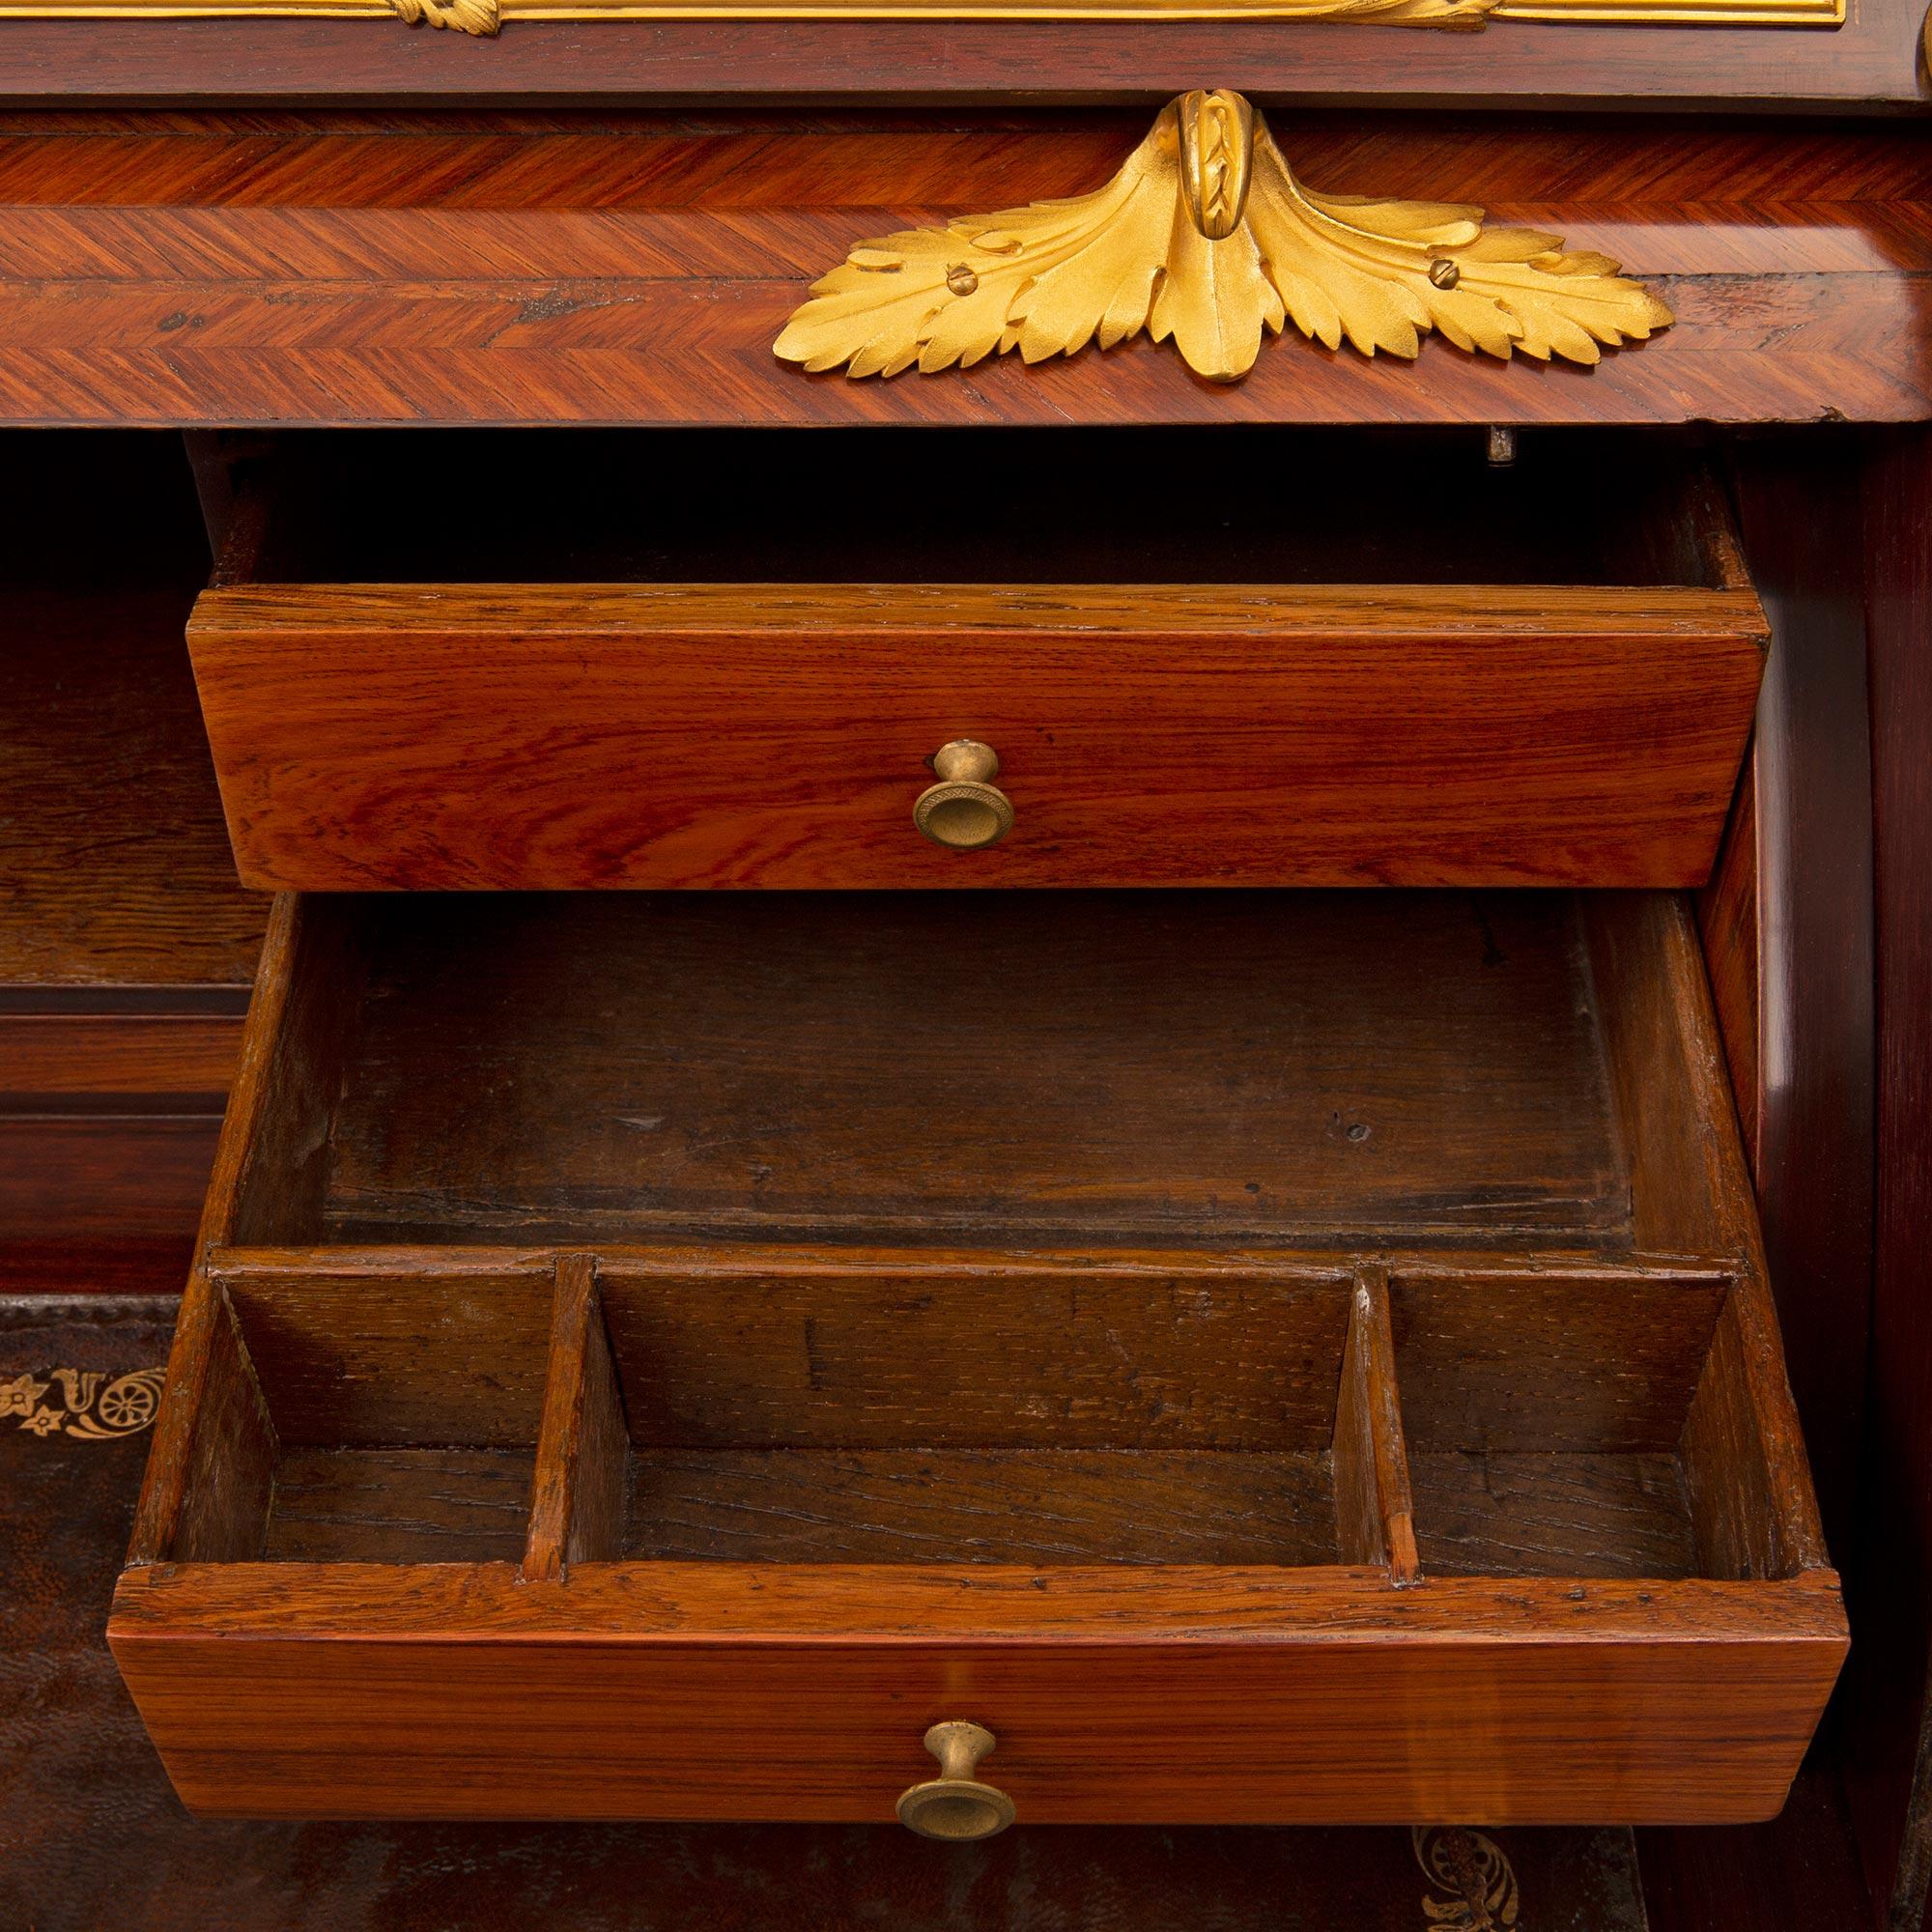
{"left": 914, "top": 741, "right": 1013, "bottom": 852}
{"left": 895, "top": 1720, "right": 1015, "bottom": 1841}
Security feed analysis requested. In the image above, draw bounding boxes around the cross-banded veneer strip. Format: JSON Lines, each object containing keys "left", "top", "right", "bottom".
{"left": 4, "top": 120, "right": 1931, "bottom": 424}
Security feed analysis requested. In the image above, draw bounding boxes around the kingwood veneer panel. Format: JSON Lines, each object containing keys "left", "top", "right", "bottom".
{"left": 1, "top": 116, "right": 1928, "bottom": 426}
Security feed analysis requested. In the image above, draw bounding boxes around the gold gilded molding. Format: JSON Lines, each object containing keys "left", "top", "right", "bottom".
{"left": 1499, "top": 0, "right": 1835, "bottom": 16}
{"left": 0, "top": 0, "right": 1494, "bottom": 26}
{"left": 1, "top": 1365, "right": 164, "bottom": 1440}
{"left": 775, "top": 89, "right": 1672, "bottom": 384}
{"left": 0, "top": 0, "right": 1844, "bottom": 30}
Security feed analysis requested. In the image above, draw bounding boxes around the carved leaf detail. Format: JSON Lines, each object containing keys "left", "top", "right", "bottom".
{"left": 1281, "top": 170, "right": 1673, "bottom": 364}
{"left": 775, "top": 94, "right": 1672, "bottom": 384}
{"left": 1336, "top": 0, "right": 1495, "bottom": 19}
{"left": 777, "top": 120, "right": 1179, "bottom": 380}
{"left": 391, "top": 0, "right": 499, "bottom": 32}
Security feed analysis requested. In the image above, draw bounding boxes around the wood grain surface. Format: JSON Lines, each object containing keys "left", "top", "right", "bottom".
{"left": 219, "top": 1260, "right": 555, "bottom": 1447}
{"left": 129, "top": 1273, "right": 277, "bottom": 1566}
{"left": 1699, "top": 759, "right": 1762, "bottom": 1173}
{"left": 1580, "top": 889, "right": 1831, "bottom": 1580}
{"left": 108, "top": 1561, "right": 1846, "bottom": 1825}
{"left": 0, "top": 574, "right": 261, "bottom": 989}
{"left": 0, "top": 1013, "right": 242, "bottom": 1098}
{"left": 0, "top": 115, "right": 1928, "bottom": 427}
{"left": 0, "top": 1118, "right": 227, "bottom": 1240}
{"left": 1389, "top": 1271, "right": 1727, "bottom": 1452}
{"left": 0, "top": 431, "right": 261, "bottom": 991}
{"left": 620, "top": 1448, "right": 1348, "bottom": 1565}
{"left": 187, "top": 581, "right": 1767, "bottom": 892}
{"left": 1409, "top": 1450, "right": 1698, "bottom": 1579}
{"left": 1582, "top": 889, "right": 1732, "bottom": 1256}
{"left": 107, "top": 867, "right": 1845, "bottom": 1826}
{"left": 1333, "top": 1269, "right": 1418, "bottom": 1579}
{"left": 213, "top": 899, "right": 369, "bottom": 1252}
{"left": 592, "top": 1259, "right": 1356, "bottom": 1448}
{"left": 1725, "top": 439, "right": 1876, "bottom": 1577}
{"left": 0, "top": 5, "right": 1920, "bottom": 107}
{"left": 265, "top": 1448, "right": 535, "bottom": 1563}
{"left": 525, "top": 1253, "right": 627, "bottom": 1577}
{"left": 1682, "top": 1290, "right": 1794, "bottom": 1582}
{"left": 305, "top": 892, "right": 1630, "bottom": 1248}
{"left": 0, "top": 432, "right": 260, "bottom": 1290}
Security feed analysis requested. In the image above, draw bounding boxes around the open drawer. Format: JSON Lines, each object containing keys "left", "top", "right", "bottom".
{"left": 110, "top": 887, "right": 1845, "bottom": 1827}
{"left": 185, "top": 431, "right": 1767, "bottom": 893}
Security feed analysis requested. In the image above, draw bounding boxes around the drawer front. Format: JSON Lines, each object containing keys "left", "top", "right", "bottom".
{"left": 110, "top": 1568, "right": 1845, "bottom": 1826}
{"left": 187, "top": 582, "right": 1765, "bottom": 891}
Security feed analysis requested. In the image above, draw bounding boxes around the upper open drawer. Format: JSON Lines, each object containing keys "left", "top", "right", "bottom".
{"left": 186, "top": 430, "right": 1767, "bottom": 893}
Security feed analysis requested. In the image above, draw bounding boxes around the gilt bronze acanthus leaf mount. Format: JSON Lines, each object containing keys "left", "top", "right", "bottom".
{"left": 774, "top": 89, "right": 1675, "bottom": 385}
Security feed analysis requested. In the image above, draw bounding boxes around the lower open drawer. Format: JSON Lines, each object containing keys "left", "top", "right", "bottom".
{"left": 109, "top": 889, "right": 1846, "bottom": 1826}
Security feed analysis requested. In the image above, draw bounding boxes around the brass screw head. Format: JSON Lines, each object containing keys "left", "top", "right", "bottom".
{"left": 1428, "top": 257, "right": 1461, "bottom": 290}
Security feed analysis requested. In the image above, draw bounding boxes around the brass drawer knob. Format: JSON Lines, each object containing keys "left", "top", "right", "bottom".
{"left": 895, "top": 1720, "right": 1015, "bottom": 1841}
{"left": 914, "top": 741, "right": 1013, "bottom": 852}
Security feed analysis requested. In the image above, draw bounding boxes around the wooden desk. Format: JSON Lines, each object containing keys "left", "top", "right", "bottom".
{"left": 0, "top": 20, "right": 1925, "bottom": 1925}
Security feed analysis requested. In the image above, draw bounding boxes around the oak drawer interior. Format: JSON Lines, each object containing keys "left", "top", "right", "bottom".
{"left": 185, "top": 429, "right": 1767, "bottom": 893}
{"left": 112, "top": 883, "right": 1844, "bottom": 1824}
{"left": 252, "top": 890, "right": 1628, "bottom": 1250}
{"left": 198, "top": 1262, "right": 1750, "bottom": 1584}
{"left": 179, "top": 885, "right": 1785, "bottom": 1540}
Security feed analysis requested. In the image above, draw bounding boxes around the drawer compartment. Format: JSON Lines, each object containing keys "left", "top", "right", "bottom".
{"left": 192, "top": 1264, "right": 549, "bottom": 1568}
{"left": 559, "top": 1264, "right": 1365, "bottom": 1571}
{"left": 185, "top": 432, "right": 1767, "bottom": 893}
{"left": 269, "top": 891, "right": 1623, "bottom": 1249}
{"left": 1394, "top": 1273, "right": 1764, "bottom": 1581}
{"left": 110, "top": 888, "right": 1845, "bottom": 1826}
